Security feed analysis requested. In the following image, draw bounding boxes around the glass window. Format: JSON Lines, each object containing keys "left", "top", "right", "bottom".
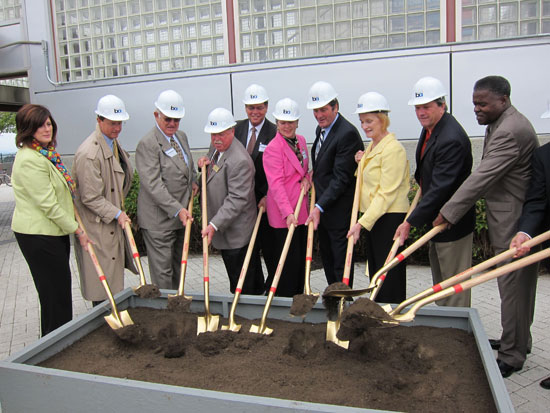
{"left": 286, "top": 11, "right": 297, "bottom": 25}
{"left": 389, "top": 33, "right": 405, "bottom": 47}
{"left": 407, "top": 13, "right": 424, "bottom": 31}
{"left": 301, "top": 25, "right": 316, "bottom": 42}
{"left": 335, "top": 4, "right": 350, "bottom": 20}
{"left": 370, "top": 0, "right": 387, "bottom": 17}
{"left": 272, "top": 30, "right": 283, "bottom": 44}
{"left": 353, "top": 19, "right": 369, "bottom": 36}
{"left": 426, "top": 30, "right": 439, "bottom": 44}
{"left": 352, "top": 1, "right": 369, "bottom": 18}
{"left": 301, "top": 8, "right": 315, "bottom": 25}
{"left": 336, "top": 21, "right": 351, "bottom": 37}
{"left": 389, "top": 0, "right": 404, "bottom": 14}
{"left": 201, "top": 39, "right": 212, "bottom": 52}
{"left": 479, "top": 5, "right": 496, "bottom": 23}
{"left": 407, "top": 0, "right": 423, "bottom": 13}
{"left": 371, "top": 17, "right": 387, "bottom": 35}
{"left": 520, "top": 20, "right": 538, "bottom": 35}
{"left": 286, "top": 28, "right": 298, "bottom": 42}
{"left": 241, "top": 17, "right": 251, "bottom": 31}
{"left": 318, "top": 6, "right": 333, "bottom": 23}
{"left": 318, "top": 23, "right": 334, "bottom": 40}
{"left": 499, "top": 3, "right": 517, "bottom": 22}
{"left": 426, "top": 11, "right": 438, "bottom": 29}
{"left": 462, "top": 7, "right": 476, "bottom": 26}
{"left": 479, "top": 24, "right": 497, "bottom": 39}
{"left": 499, "top": 22, "right": 517, "bottom": 37}
{"left": 255, "top": 32, "right": 267, "bottom": 46}
{"left": 254, "top": 0, "right": 266, "bottom": 13}
{"left": 270, "top": 13, "right": 283, "bottom": 27}
{"left": 407, "top": 31, "right": 424, "bottom": 46}
{"left": 521, "top": 1, "right": 538, "bottom": 19}
{"left": 389, "top": 15, "right": 404, "bottom": 32}
{"left": 240, "top": 0, "right": 250, "bottom": 14}
{"left": 319, "top": 41, "right": 334, "bottom": 55}
{"left": 352, "top": 37, "right": 369, "bottom": 51}
{"left": 370, "top": 35, "right": 387, "bottom": 49}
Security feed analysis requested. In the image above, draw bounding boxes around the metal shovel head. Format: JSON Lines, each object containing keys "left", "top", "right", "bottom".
{"left": 323, "top": 286, "right": 374, "bottom": 297}
{"left": 325, "top": 320, "right": 349, "bottom": 349}
{"left": 104, "top": 309, "right": 134, "bottom": 330}
{"left": 221, "top": 321, "right": 241, "bottom": 332}
{"left": 249, "top": 323, "right": 273, "bottom": 335}
{"left": 197, "top": 314, "right": 220, "bottom": 334}
{"left": 381, "top": 304, "right": 392, "bottom": 313}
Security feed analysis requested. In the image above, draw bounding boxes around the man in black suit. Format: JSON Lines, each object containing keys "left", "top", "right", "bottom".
{"left": 395, "top": 76, "right": 475, "bottom": 307}
{"left": 234, "top": 84, "right": 278, "bottom": 286}
{"left": 510, "top": 108, "right": 550, "bottom": 388}
{"left": 306, "top": 81, "right": 363, "bottom": 286}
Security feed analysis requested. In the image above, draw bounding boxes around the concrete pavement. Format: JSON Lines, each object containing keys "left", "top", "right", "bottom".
{"left": 1, "top": 184, "right": 550, "bottom": 411}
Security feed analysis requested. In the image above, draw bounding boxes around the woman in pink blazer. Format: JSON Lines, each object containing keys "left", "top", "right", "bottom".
{"left": 263, "top": 98, "right": 310, "bottom": 296}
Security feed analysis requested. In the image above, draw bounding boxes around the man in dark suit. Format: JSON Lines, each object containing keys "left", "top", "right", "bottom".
{"left": 135, "top": 90, "right": 197, "bottom": 290}
{"left": 395, "top": 76, "right": 475, "bottom": 308}
{"left": 435, "top": 76, "right": 539, "bottom": 377}
{"left": 234, "top": 84, "right": 278, "bottom": 283}
{"left": 510, "top": 109, "right": 550, "bottom": 388}
{"left": 198, "top": 108, "right": 264, "bottom": 295}
{"left": 305, "top": 81, "right": 363, "bottom": 286}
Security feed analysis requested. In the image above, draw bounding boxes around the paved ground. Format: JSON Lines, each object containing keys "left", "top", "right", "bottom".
{"left": 1, "top": 184, "right": 550, "bottom": 412}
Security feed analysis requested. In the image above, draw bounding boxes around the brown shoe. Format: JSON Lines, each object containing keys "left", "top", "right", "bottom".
{"left": 540, "top": 376, "right": 550, "bottom": 389}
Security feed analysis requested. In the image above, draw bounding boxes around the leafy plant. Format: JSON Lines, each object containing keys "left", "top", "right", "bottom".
{"left": 0, "top": 112, "right": 16, "bottom": 134}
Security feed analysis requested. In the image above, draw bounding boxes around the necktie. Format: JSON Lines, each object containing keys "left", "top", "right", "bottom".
{"left": 420, "top": 130, "right": 432, "bottom": 159}
{"left": 207, "top": 151, "right": 219, "bottom": 178}
{"left": 315, "top": 129, "right": 326, "bottom": 159}
{"left": 170, "top": 136, "right": 184, "bottom": 160}
{"left": 247, "top": 127, "right": 257, "bottom": 154}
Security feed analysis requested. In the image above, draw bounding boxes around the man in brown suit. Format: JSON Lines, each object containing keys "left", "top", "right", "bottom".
{"left": 434, "top": 76, "right": 539, "bottom": 377}
{"left": 198, "top": 108, "right": 264, "bottom": 295}
{"left": 73, "top": 95, "right": 136, "bottom": 306}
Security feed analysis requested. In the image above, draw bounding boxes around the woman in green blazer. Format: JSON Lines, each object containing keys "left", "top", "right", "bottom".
{"left": 11, "top": 104, "right": 89, "bottom": 336}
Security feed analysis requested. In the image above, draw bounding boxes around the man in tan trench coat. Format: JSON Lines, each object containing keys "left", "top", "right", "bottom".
{"left": 73, "top": 95, "right": 136, "bottom": 306}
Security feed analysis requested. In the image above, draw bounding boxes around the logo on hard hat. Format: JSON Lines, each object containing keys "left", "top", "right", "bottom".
{"left": 415, "top": 93, "right": 424, "bottom": 98}
{"left": 210, "top": 121, "right": 217, "bottom": 126}
{"left": 357, "top": 103, "right": 363, "bottom": 108}
{"left": 171, "top": 106, "right": 178, "bottom": 111}
{"left": 312, "top": 97, "right": 319, "bottom": 102}
{"left": 283, "top": 109, "right": 291, "bottom": 114}
{"left": 114, "top": 109, "right": 122, "bottom": 113}
{"left": 250, "top": 94, "right": 258, "bottom": 99}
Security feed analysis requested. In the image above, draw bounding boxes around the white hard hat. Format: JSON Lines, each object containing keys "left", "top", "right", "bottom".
{"left": 243, "top": 84, "right": 269, "bottom": 105}
{"left": 155, "top": 90, "right": 185, "bottom": 118}
{"left": 355, "top": 92, "right": 390, "bottom": 114}
{"left": 273, "top": 98, "right": 301, "bottom": 121}
{"left": 307, "top": 81, "right": 338, "bottom": 109}
{"left": 408, "top": 76, "right": 447, "bottom": 106}
{"left": 542, "top": 101, "right": 550, "bottom": 119}
{"left": 95, "top": 95, "right": 129, "bottom": 121}
{"left": 204, "top": 108, "right": 236, "bottom": 133}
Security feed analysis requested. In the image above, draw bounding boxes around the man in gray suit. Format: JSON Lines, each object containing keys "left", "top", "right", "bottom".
{"left": 434, "top": 75, "right": 539, "bottom": 377}
{"left": 135, "top": 90, "right": 198, "bottom": 290}
{"left": 198, "top": 108, "right": 265, "bottom": 295}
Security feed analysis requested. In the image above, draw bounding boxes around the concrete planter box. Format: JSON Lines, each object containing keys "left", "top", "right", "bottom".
{"left": 0, "top": 288, "right": 513, "bottom": 412}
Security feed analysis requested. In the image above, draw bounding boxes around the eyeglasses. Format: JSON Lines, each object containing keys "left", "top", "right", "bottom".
{"left": 161, "top": 115, "right": 181, "bottom": 124}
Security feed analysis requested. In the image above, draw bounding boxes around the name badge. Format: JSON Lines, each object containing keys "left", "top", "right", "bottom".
{"left": 258, "top": 143, "right": 267, "bottom": 152}
{"left": 301, "top": 150, "right": 307, "bottom": 160}
{"left": 165, "top": 148, "right": 177, "bottom": 157}
{"left": 213, "top": 165, "right": 220, "bottom": 172}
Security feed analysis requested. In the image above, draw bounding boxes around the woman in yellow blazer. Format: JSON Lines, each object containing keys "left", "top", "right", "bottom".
{"left": 11, "top": 104, "right": 89, "bottom": 336}
{"left": 347, "top": 92, "right": 410, "bottom": 303}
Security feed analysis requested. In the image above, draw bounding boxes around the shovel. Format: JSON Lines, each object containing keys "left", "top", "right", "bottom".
{"left": 324, "top": 224, "right": 447, "bottom": 298}
{"left": 221, "top": 206, "right": 264, "bottom": 332}
{"left": 124, "top": 222, "right": 160, "bottom": 299}
{"left": 74, "top": 210, "right": 133, "bottom": 330}
{"left": 325, "top": 163, "right": 364, "bottom": 349}
{"left": 290, "top": 186, "right": 319, "bottom": 317}
{"left": 390, "top": 229, "right": 550, "bottom": 316}
{"left": 368, "top": 188, "right": 421, "bottom": 301}
{"left": 167, "top": 196, "right": 195, "bottom": 310}
{"left": 197, "top": 165, "right": 220, "bottom": 334}
{"left": 250, "top": 187, "right": 306, "bottom": 335}
{"left": 387, "top": 247, "right": 550, "bottom": 324}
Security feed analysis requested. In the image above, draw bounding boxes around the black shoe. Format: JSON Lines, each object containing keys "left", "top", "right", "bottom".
{"left": 497, "top": 359, "right": 521, "bottom": 378}
{"left": 489, "top": 339, "right": 500, "bottom": 350}
{"left": 540, "top": 376, "right": 550, "bottom": 389}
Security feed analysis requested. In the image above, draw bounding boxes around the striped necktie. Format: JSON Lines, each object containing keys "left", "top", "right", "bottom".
{"left": 315, "top": 129, "right": 326, "bottom": 159}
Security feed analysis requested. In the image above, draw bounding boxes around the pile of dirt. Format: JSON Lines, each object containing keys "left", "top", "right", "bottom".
{"left": 40, "top": 307, "right": 496, "bottom": 412}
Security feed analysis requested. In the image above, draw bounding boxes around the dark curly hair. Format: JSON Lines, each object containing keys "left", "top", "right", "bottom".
{"left": 15, "top": 104, "right": 58, "bottom": 148}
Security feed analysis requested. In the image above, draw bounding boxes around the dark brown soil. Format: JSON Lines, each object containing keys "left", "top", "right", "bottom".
{"left": 40, "top": 307, "right": 496, "bottom": 412}
{"left": 133, "top": 284, "right": 161, "bottom": 299}
{"left": 289, "top": 293, "right": 319, "bottom": 317}
{"left": 166, "top": 295, "right": 193, "bottom": 312}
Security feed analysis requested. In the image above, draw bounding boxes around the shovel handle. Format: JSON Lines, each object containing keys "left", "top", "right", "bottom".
{"left": 391, "top": 229, "right": 550, "bottom": 315}
{"left": 200, "top": 165, "right": 212, "bottom": 316}
{"left": 177, "top": 195, "right": 194, "bottom": 296}
{"left": 342, "top": 165, "right": 363, "bottom": 286}
{"left": 74, "top": 209, "right": 124, "bottom": 324}
{"left": 123, "top": 222, "right": 147, "bottom": 286}
{"left": 235, "top": 206, "right": 264, "bottom": 293}
{"left": 396, "top": 247, "right": 550, "bottom": 323}
{"left": 304, "top": 186, "right": 316, "bottom": 295}
{"left": 369, "top": 188, "right": 421, "bottom": 301}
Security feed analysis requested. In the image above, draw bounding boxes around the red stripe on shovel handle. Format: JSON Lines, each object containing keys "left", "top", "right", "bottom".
{"left": 432, "top": 284, "right": 442, "bottom": 293}
{"left": 203, "top": 277, "right": 209, "bottom": 282}
{"left": 181, "top": 260, "right": 187, "bottom": 264}
{"left": 132, "top": 252, "right": 139, "bottom": 258}
{"left": 379, "top": 274, "right": 386, "bottom": 281}
{"left": 270, "top": 287, "right": 277, "bottom": 293}
{"left": 306, "top": 256, "right": 312, "bottom": 261}
{"left": 396, "top": 253, "right": 405, "bottom": 262}
{"left": 99, "top": 275, "right": 106, "bottom": 282}
{"left": 236, "top": 287, "right": 242, "bottom": 293}
{"left": 453, "top": 285, "right": 464, "bottom": 294}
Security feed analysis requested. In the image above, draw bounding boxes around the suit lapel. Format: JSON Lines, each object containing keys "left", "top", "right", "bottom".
{"left": 280, "top": 135, "right": 305, "bottom": 176}
{"left": 316, "top": 115, "right": 341, "bottom": 162}
{"left": 206, "top": 147, "right": 225, "bottom": 184}
{"left": 155, "top": 130, "right": 188, "bottom": 175}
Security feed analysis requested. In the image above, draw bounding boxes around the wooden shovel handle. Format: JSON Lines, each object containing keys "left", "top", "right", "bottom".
{"left": 123, "top": 222, "right": 146, "bottom": 286}
{"left": 304, "top": 186, "right": 316, "bottom": 295}
{"left": 235, "top": 206, "right": 264, "bottom": 293}
{"left": 200, "top": 165, "right": 212, "bottom": 315}
{"left": 269, "top": 187, "right": 306, "bottom": 294}
{"left": 177, "top": 195, "right": 194, "bottom": 296}
{"left": 342, "top": 166, "right": 363, "bottom": 286}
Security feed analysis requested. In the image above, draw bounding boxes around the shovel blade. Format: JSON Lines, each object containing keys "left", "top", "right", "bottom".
{"left": 197, "top": 314, "right": 220, "bottom": 334}
{"left": 323, "top": 287, "right": 374, "bottom": 297}
{"left": 249, "top": 323, "right": 273, "bottom": 335}
{"left": 381, "top": 304, "right": 392, "bottom": 313}
{"left": 221, "top": 321, "right": 242, "bottom": 332}
{"left": 104, "top": 310, "right": 134, "bottom": 330}
{"left": 325, "top": 320, "right": 349, "bottom": 349}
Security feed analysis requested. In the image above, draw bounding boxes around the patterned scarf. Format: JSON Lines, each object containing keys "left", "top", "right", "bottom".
{"left": 284, "top": 136, "right": 304, "bottom": 166}
{"left": 30, "top": 139, "right": 76, "bottom": 197}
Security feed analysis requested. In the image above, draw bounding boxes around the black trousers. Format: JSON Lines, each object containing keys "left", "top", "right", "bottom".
{"left": 221, "top": 242, "right": 265, "bottom": 295}
{"left": 257, "top": 214, "right": 278, "bottom": 280}
{"left": 14, "top": 232, "right": 73, "bottom": 337}
{"left": 364, "top": 213, "right": 407, "bottom": 304}
{"left": 318, "top": 223, "right": 354, "bottom": 288}
{"left": 264, "top": 225, "right": 306, "bottom": 297}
